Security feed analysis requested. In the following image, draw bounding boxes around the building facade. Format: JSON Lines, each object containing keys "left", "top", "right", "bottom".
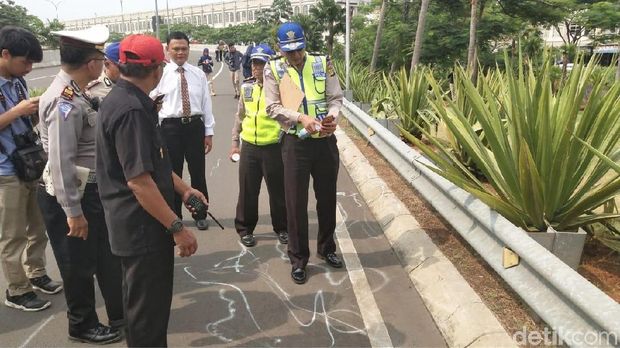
{"left": 63, "top": 0, "right": 327, "bottom": 33}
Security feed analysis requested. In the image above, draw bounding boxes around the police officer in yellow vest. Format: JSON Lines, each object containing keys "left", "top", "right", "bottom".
{"left": 264, "top": 22, "right": 344, "bottom": 284}
{"left": 230, "top": 43, "right": 288, "bottom": 248}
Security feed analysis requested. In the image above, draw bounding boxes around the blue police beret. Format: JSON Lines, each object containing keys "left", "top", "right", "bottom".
{"left": 250, "top": 43, "right": 275, "bottom": 62}
{"left": 277, "top": 22, "right": 306, "bottom": 52}
{"left": 105, "top": 42, "right": 121, "bottom": 64}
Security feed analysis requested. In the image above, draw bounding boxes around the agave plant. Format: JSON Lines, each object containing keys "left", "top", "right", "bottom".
{"left": 332, "top": 60, "right": 383, "bottom": 105}
{"left": 377, "top": 67, "right": 435, "bottom": 139}
{"left": 402, "top": 53, "right": 620, "bottom": 232}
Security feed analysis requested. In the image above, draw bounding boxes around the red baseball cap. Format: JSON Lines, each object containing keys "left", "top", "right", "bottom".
{"left": 119, "top": 34, "right": 165, "bottom": 66}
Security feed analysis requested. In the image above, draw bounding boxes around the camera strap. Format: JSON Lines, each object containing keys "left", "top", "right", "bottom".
{"left": 0, "top": 79, "right": 35, "bottom": 156}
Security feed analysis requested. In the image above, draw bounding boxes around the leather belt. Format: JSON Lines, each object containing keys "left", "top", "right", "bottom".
{"left": 163, "top": 115, "right": 203, "bottom": 125}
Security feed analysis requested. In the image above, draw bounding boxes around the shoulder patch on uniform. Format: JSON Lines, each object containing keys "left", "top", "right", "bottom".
{"left": 60, "top": 86, "right": 75, "bottom": 101}
{"left": 58, "top": 101, "right": 74, "bottom": 120}
{"left": 103, "top": 77, "right": 112, "bottom": 87}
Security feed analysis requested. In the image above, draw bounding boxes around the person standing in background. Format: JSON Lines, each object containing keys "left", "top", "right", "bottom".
{"left": 241, "top": 44, "right": 254, "bottom": 79}
{"left": 85, "top": 42, "right": 121, "bottom": 100}
{"left": 152, "top": 31, "right": 215, "bottom": 230}
{"left": 197, "top": 47, "right": 215, "bottom": 96}
{"left": 224, "top": 43, "right": 244, "bottom": 99}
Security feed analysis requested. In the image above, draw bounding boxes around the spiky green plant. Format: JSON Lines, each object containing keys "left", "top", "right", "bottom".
{"left": 377, "top": 67, "right": 435, "bottom": 139}
{"left": 402, "top": 53, "right": 620, "bottom": 232}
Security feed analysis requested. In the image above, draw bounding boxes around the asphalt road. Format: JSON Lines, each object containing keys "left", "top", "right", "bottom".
{"left": 1, "top": 52, "right": 446, "bottom": 347}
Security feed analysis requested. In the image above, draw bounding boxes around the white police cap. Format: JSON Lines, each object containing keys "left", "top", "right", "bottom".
{"left": 51, "top": 25, "right": 109, "bottom": 52}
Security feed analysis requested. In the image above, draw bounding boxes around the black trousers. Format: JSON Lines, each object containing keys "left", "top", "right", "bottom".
{"left": 235, "top": 141, "right": 287, "bottom": 237}
{"left": 281, "top": 134, "right": 339, "bottom": 269}
{"left": 37, "top": 184, "right": 124, "bottom": 334}
{"left": 161, "top": 118, "right": 209, "bottom": 218}
{"left": 121, "top": 248, "right": 173, "bottom": 347}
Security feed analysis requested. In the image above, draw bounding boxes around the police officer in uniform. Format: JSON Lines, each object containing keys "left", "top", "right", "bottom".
{"left": 85, "top": 41, "right": 121, "bottom": 100}
{"left": 37, "top": 26, "right": 123, "bottom": 344}
{"left": 230, "top": 43, "right": 287, "bottom": 248}
{"left": 264, "top": 22, "right": 344, "bottom": 284}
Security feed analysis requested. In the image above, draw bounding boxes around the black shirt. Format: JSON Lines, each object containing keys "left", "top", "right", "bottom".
{"left": 96, "top": 79, "right": 174, "bottom": 257}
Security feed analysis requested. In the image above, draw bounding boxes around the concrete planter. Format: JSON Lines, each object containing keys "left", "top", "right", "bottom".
{"left": 527, "top": 227, "right": 587, "bottom": 270}
{"left": 360, "top": 103, "right": 372, "bottom": 113}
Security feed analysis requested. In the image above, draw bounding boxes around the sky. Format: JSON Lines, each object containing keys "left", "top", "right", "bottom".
{"left": 15, "top": 0, "right": 221, "bottom": 22}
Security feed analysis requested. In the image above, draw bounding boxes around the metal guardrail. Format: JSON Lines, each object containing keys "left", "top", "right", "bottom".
{"left": 341, "top": 99, "right": 620, "bottom": 348}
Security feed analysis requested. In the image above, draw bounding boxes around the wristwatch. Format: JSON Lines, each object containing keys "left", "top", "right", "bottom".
{"left": 167, "top": 218, "right": 183, "bottom": 235}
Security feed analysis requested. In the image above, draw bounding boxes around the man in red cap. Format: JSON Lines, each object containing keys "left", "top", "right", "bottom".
{"left": 96, "top": 34, "right": 205, "bottom": 347}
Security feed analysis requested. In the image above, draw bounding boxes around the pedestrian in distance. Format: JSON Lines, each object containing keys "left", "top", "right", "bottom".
{"left": 230, "top": 43, "right": 288, "bottom": 248}
{"left": 216, "top": 40, "right": 226, "bottom": 62}
{"left": 96, "top": 33, "right": 205, "bottom": 347}
{"left": 224, "top": 42, "right": 244, "bottom": 99}
{"left": 152, "top": 31, "right": 215, "bottom": 230}
{"left": 0, "top": 25, "right": 63, "bottom": 313}
{"left": 37, "top": 25, "right": 124, "bottom": 344}
{"left": 197, "top": 47, "right": 216, "bottom": 96}
{"left": 264, "top": 22, "right": 344, "bottom": 285}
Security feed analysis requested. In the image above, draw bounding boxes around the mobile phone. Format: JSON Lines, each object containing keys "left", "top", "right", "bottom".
{"left": 321, "top": 115, "right": 334, "bottom": 124}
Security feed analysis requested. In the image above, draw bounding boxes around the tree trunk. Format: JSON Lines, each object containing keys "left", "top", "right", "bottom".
{"left": 616, "top": 53, "right": 620, "bottom": 82}
{"left": 410, "top": 0, "right": 431, "bottom": 72}
{"left": 327, "top": 23, "right": 334, "bottom": 56}
{"left": 370, "top": 0, "right": 387, "bottom": 72}
{"left": 467, "top": 0, "right": 479, "bottom": 73}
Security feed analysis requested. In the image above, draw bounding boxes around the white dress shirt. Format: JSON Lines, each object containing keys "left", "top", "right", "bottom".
{"left": 151, "top": 61, "right": 215, "bottom": 136}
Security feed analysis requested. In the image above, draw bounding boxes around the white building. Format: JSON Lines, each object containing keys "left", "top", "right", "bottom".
{"left": 62, "top": 0, "right": 363, "bottom": 33}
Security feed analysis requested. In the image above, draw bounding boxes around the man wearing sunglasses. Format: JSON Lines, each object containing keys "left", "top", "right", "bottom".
{"left": 38, "top": 26, "right": 124, "bottom": 345}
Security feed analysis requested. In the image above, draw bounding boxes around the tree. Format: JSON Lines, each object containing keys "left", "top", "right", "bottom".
{"left": 410, "top": 0, "right": 431, "bottom": 70}
{"left": 467, "top": 0, "right": 480, "bottom": 74}
{"left": 370, "top": 0, "right": 387, "bottom": 72}
{"left": 580, "top": 1, "right": 620, "bottom": 80}
{"left": 309, "top": 0, "right": 345, "bottom": 56}
{"left": 292, "top": 14, "right": 324, "bottom": 52}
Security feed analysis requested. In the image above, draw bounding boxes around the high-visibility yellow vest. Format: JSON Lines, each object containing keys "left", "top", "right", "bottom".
{"left": 240, "top": 81, "right": 281, "bottom": 145}
{"left": 269, "top": 53, "right": 328, "bottom": 139}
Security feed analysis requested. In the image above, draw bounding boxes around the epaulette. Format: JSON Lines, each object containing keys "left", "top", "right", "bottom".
{"left": 85, "top": 80, "right": 101, "bottom": 90}
{"left": 60, "top": 86, "right": 75, "bottom": 101}
{"left": 243, "top": 77, "right": 256, "bottom": 83}
{"left": 308, "top": 52, "right": 324, "bottom": 56}
{"left": 271, "top": 55, "right": 284, "bottom": 60}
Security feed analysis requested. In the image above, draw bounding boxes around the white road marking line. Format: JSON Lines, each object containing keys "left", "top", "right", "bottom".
{"left": 212, "top": 62, "right": 225, "bottom": 80}
{"left": 335, "top": 203, "right": 393, "bottom": 348}
{"left": 19, "top": 314, "right": 55, "bottom": 348}
{"left": 27, "top": 75, "right": 56, "bottom": 81}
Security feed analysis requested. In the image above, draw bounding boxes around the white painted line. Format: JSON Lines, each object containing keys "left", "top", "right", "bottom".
{"left": 27, "top": 75, "right": 56, "bottom": 81}
{"left": 19, "top": 314, "right": 55, "bottom": 348}
{"left": 335, "top": 203, "right": 393, "bottom": 348}
{"left": 212, "top": 62, "right": 225, "bottom": 80}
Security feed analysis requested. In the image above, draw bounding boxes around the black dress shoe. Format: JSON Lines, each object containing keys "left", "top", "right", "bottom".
{"left": 277, "top": 231, "right": 288, "bottom": 244}
{"left": 291, "top": 268, "right": 307, "bottom": 284}
{"left": 69, "top": 323, "right": 121, "bottom": 345}
{"left": 319, "top": 253, "right": 343, "bottom": 268}
{"left": 240, "top": 234, "right": 256, "bottom": 247}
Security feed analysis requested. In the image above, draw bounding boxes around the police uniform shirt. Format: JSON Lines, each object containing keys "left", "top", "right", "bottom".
{"left": 85, "top": 71, "right": 115, "bottom": 99}
{"left": 96, "top": 79, "right": 174, "bottom": 257}
{"left": 38, "top": 70, "right": 98, "bottom": 218}
{"left": 264, "top": 53, "right": 343, "bottom": 129}
{"left": 151, "top": 62, "right": 215, "bottom": 136}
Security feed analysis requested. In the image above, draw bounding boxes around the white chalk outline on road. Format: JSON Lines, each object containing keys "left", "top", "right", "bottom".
{"left": 19, "top": 314, "right": 55, "bottom": 348}
{"left": 335, "top": 203, "right": 393, "bottom": 348}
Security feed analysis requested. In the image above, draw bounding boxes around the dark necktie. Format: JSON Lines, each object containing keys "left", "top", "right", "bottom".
{"left": 177, "top": 66, "right": 191, "bottom": 117}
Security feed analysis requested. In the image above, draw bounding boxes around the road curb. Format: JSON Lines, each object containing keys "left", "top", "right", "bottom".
{"left": 335, "top": 127, "right": 516, "bottom": 348}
